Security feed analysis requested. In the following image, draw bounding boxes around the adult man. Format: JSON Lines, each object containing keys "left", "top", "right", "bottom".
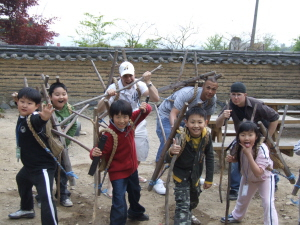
{"left": 97, "top": 61, "right": 159, "bottom": 195}
{"left": 216, "top": 82, "right": 279, "bottom": 200}
{"left": 155, "top": 77, "right": 218, "bottom": 195}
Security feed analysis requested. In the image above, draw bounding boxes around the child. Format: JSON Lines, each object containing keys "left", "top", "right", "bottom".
{"left": 35, "top": 82, "right": 77, "bottom": 207}
{"left": 165, "top": 106, "right": 214, "bottom": 225}
{"left": 8, "top": 87, "right": 58, "bottom": 225}
{"left": 221, "top": 121, "right": 278, "bottom": 224}
{"left": 90, "top": 99, "right": 151, "bottom": 225}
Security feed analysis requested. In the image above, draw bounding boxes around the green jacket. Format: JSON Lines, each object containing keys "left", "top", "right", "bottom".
{"left": 55, "top": 103, "right": 77, "bottom": 146}
{"left": 165, "top": 127, "right": 214, "bottom": 187}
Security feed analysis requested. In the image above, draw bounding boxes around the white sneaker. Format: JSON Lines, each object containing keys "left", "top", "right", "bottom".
{"left": 153, "top": 179, "right": 166, "bottom": 195}
{"left": 9, "top": 209, "right": 35, "bottom": 219}
{"left": 191, "top": 215, "right": 201, "bottom": 224}
{"left": 61, "top": 198, "right": 73, "bottom": 207}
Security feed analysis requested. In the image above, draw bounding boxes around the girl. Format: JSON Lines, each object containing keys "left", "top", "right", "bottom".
{"left": 221, "top": 121, "right": 278, "bottom": 224}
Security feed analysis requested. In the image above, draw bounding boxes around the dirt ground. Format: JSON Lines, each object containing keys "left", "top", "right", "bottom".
{"left": 1, "top": 108, "right": 300, "bottom": 225}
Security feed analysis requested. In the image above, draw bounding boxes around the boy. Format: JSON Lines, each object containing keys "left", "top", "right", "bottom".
{"left": 36, "top": 82, "right": 77, "bottom": 207}
{"left": 90, "top": 99, "right": 151, "bottom": 225}
{"left": 165, "top": 106, "right": 214, "bottom": 225}
{"left": 8, "top": 87, "right": 58, "bottom": 225}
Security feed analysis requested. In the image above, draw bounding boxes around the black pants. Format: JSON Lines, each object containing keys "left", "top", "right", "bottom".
{"left": 54, "top": 159, "right": 71, "bottom": 201}
{"left": 16, "top": 166, "right": 58, "bottom": 225}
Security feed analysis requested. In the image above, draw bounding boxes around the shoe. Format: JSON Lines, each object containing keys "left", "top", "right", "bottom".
{"left": 153, "top": 179, "right": 166, "bottom": 195}
{"left": 221, "top": 214, "right": 240, "bottom": 223}
{"left": 8, "top": 209, "right": 35, "bottom": 219}
{"left": 128, "top": 213, "right": 149, "bottom": 221}
{"left": 191, "top": 215, "right": 201, "bottom": 224}
{"left": 60, "top": 198, "right": 73, "bottom": 207}
{"left": 229, "top": 190, "right": 238, "bottom": 201}
{"left": 139, "top": 176, "right": 147, "bottom": 183}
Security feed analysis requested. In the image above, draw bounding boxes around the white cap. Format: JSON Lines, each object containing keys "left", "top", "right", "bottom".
{"left": 119, "top": 61, "right": 135, "bottom": 77}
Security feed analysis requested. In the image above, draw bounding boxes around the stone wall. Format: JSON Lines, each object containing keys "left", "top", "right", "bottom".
{"left": 1, "top": 58, "right": 300, "bottom": 106}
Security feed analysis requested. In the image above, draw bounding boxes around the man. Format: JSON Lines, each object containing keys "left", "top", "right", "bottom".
{"left": 155, "top": 77, "right": 218, "bottom": 195}
{"left": 97, "top": 61, "right": 159, "bottom": 192}
{"left": 216, "top": 82, "right": 279, "bottom": 200}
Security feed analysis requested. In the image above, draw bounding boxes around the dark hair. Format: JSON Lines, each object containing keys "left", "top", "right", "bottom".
{"left": 49, "top": 82, "right": 68, "bottom": 96}
{"left": 109, "top": 99, "right": 132, "bottom": 118}
{"left": 17, "top": 87, "right": 41, "bottom": 104}
{"left": 185, "top": 106, "right": 207, "bottom": 121}
{"left": 236, "top": 121, "right": 261, "bottom": 170}
{"left": 205, "top": 76, "right": 218, "bottom": 84}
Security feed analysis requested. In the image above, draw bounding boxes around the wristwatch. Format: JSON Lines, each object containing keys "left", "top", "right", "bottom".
{"left": 147, "top": 82, "right": 153, "bottom": 88}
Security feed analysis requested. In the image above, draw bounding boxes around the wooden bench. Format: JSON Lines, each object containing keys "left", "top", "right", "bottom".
{"left": 208, "top": 115, "right": 300, "bottom": 142}
{"left": 278, "top": 109, "right": 300, "bottom": 115}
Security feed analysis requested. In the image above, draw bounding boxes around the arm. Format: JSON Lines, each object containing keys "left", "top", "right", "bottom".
{"left": 96, "top": 89, "right": 115, "bottom": 113}
{"left": 141, "top": 71, "right": 159, "bottom": 102}
{"left": 169, "top": 107, "right": 180, "bottom": 127}
{"left": 268, "top": 120, "right": 278, "bottom": 136}
{"left": 216, "top": 109, "right": 231, "bottom": 128}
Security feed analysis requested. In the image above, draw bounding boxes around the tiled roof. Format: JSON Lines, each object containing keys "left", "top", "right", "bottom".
{"left": 0, "top": 45, "right": 299, "bottom": 66}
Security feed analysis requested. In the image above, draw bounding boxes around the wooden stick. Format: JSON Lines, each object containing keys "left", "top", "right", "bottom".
{"left": 70, "top": 109, "right": 94, "bottom": 124}
{"left": 107, "top": 50, "right": 119, "bottom": 89}
{"left": 224, "top": 162, "right": 232, "bottom": 225}
{"left": 250, "top": 104, "right": 258, "bottom": 122}
{"left": 64, "top": 104, "right": 89, "bottom": 134}
{"left": 258, "top": 121, "right": 295, "bottom": 184}
{"left": 56, "top": 76, "right": 60, "bottom": 83}
{"left": 51, "top": 129, "right": 90, "bottom": 152}
{"left": 91, "top": 60, "right": 107, "bottom": 90}
{"left": 24, "top": 77, "right": 28, "bottom": 87}
{"left": 148, "top": 102, "right": 188, "bottom": 191}
{"left": 73, "top": 64, "right": 163, "bottom": 107}
{"left": 276, "top": 105, "right": 288, "bottom": 147}
{"left": 122, "top": 49, "right": 127, "bottom": 61}
{"left": 219, "top": 100, "right": 229, "bottom": 203}
{"left": 177, "top": 50, "right": 188, "bottom": 81}
{"left": 45, "top": 75, "right": 50, "bottom": 88}
{"left": 153, "top": 103, "right": 167, "bottom": 143}
{"left": 194, "top": 52, "right": 198, "bottom": 77}
{"left": 157, "top": 71, "right": 216, "bottom": 93}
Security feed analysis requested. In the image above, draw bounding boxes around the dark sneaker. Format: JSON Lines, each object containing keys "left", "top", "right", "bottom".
{"left": 221, "top": 214, "right": 240, "bottom": 223}
{"left": 8, "top": 209, "right": 35, "bottom": 219}
{"left": 229, "top": 190, "right": 238, "bottom": 201}
{"left": 60, "top": 198, "right": 73, "bottom": 207}
{"left": 128, "top": 213, "right": 149, "bottom": 221}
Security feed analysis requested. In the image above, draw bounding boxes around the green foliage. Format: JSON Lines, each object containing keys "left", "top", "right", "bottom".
{"left": 293, "top": 36, "right": 300, "bottom": 51}
{"left": 203, "top": 34, "right": 228, "bottom": 50}
{"left": 262, "top": 34, "right": 280, "bottom": 51}
{"left": 71, "top": 13, "right": 114, "bottom": 47}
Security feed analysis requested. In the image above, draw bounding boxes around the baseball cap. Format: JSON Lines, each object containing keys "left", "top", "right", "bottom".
{"left": 119, "top": 61, "right": 135, "bottom": 77}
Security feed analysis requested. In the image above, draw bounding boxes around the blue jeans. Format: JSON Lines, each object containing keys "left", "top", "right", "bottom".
{"left": 230, "top": 162, "right": 241, "bottom": 192}
{"left": 156, "top": 117, "right": 185, "bottom": 163}
{"left": 110, "top": 170, "right": 145, "bottom": 225}
{"left": 156, "top": 117, "right": 172, "bottom": 162}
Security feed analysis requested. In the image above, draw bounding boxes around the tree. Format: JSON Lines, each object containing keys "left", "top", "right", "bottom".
{"left": 0, "top": 0, "right": 58, "bottom": 45}
{"left": 203, "top": 34, "right": 228, "bottom": 50}
{"left": 293, "top": 36, "right": 300, "bottom": 51}
{"left": 155, "top": 21, "right": 198, "bottom": 49}
{"left": 262, "top": 34, "right": 280, "bottom": 51}
{"left": 71, "top": 13, "right": 114, "bottom": 47}
{"left": 113, "top": 21, "right": 157, "bottom": 48}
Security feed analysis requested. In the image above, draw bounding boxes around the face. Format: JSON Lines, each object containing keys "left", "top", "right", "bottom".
{"left": 230, "top": 92, "right": 247, "bottom": 107}
{"left": 185, "top": 114, "right": 207, "bottom": 138}
{"left": 50, "top": 87, "right": 68, "bottom": 110}
{"left": 120, "top": 74, "right": 135, "bottom": 88}
{"left": 112, "top": 112, "right": 130, "bottom": 130}
{"left": 17, "top": 97, "right": 39, "bottom": 117}
{"left": 239, "top": 130, "right": 257, "bottom": 149}
{"left": 200, "top": 80, "right": 218, "bottom": 101}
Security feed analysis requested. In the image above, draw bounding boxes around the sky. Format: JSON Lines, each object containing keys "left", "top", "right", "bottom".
{"left": 29, "top": 0, "right": 300, "bottom": 48}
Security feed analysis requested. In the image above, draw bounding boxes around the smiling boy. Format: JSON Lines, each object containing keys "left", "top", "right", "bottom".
{"left": 165, "top": 106, "right": 214, "bottom": 225}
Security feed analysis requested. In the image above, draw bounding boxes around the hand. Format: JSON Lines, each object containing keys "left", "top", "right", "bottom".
{"left": 222, "top": 109, "right": 232, "bottom": 119}
{"left": 142, "top": 71, "right": 152, "bottom": 84}
{"left": 106, "top": 89, "right": 116, "bottom": 98}
{"left": 92, "top": 147, "right": 102, "bottom": 157}
{"left": 39, "top": 103, "right": 54, "bottom": 121}
{"left": 239, "top": 143, "right": 253, "bottom": 156}
{"left": 170, "top": 138, "right": 181, "bottom": 155}
{"left": 139, "top": 102, "right": 147, "bottom": 113}
{"left": 11, "top": 92, "right": 18, "bottom": 103}
{"left": 203, "top": 183, "right": 212, "bottom": 189}
{"left": 226, "top": 155, "right": 235, "bottom": 163}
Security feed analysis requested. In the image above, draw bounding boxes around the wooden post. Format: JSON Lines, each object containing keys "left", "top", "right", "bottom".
{"left": 91, "top": 60, "right": 107, "bottom": 90}
{"left": 177, "top": 50, "right": 188, "bottom": 81}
